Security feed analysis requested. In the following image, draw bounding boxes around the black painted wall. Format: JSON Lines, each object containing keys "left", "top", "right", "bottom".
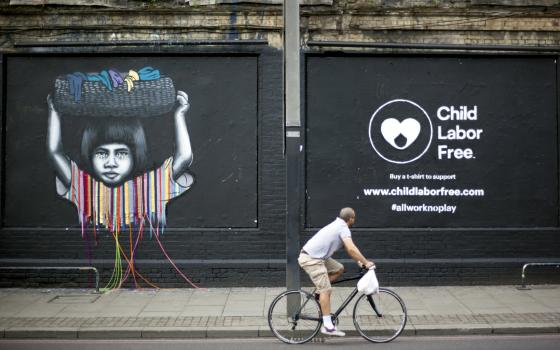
{"left": 1, "top": 51, "right": 559, "bottom": 288}
{"left": 303, "top": 54, "right": 560, "bottom": 287}
{"left": 0, "top": 48, "right": 287, "bottom": 288}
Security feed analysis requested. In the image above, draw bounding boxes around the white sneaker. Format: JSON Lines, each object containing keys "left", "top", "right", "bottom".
{"left": 321, "top": 325, "right": 345, "bottom": 337}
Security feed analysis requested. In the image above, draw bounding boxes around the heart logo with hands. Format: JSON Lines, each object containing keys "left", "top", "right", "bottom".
{"left": 380, "top": 118, "right": 421, "bottom": 150}
{"left": 369, "top": 99, "right": 433, "bottom": 164}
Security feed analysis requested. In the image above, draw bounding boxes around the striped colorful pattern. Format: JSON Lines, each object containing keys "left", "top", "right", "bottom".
{"left": 63, "top": 158, "right": 189, "bottom": 230}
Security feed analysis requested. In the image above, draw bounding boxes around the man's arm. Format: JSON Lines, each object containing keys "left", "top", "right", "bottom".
{"left": 342, "top": 237, "right": 374, "bottom": 268}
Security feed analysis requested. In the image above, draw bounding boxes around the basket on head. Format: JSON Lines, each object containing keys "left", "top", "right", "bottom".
{"left": 53, "top": 75, "right": 176, "bottom": 118}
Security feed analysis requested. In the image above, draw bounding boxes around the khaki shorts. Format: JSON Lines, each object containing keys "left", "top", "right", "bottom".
{"left": 298, "top": 253, "right": 344, "bottom": 293}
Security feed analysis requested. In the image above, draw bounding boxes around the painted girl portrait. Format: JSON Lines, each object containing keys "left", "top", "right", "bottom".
{"left": 47, "top": 68, "right": 194, "bottom": 230}
{"left": 45, "top": 67, "right": 200, "bottom": 290}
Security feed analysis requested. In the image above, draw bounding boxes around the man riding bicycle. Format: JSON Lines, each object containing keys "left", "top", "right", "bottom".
{"left": 298, "top": 207, "right": 375, "bottom": 337}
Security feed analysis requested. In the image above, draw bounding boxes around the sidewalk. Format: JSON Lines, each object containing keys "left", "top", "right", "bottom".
{"left": 0, "top": 285, "right": 559, "bottom": 339}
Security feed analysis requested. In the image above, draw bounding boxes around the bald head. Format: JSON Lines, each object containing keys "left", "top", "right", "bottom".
{"left": 339, "top": 207, "right": 356, "bottom": 224}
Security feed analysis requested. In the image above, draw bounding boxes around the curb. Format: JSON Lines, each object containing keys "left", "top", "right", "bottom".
{"left": 5, "top": 328, "right": 78, "bottom": 339}
{"left": 491, "top": 324, "right": 560, "bottom": 334}
{"left": 1, "top": 325, "right": 559, "bottom": 339}
{"left": 78, "top": 328, "right": 143, "bottom": 339}
{"left": 142, "top": 327, "right": 206, "bottom": 338}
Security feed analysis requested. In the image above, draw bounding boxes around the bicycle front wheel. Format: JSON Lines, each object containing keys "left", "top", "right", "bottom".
{"left": 268, "top": 290, "right": 322, "bottom": 344}
{"left": 352, "top": 288, "right": 407, "bottom": 343}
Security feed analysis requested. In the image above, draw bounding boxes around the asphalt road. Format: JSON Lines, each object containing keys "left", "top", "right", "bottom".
{"left": 0, "top": 335, "right": 559, "bottom": 350}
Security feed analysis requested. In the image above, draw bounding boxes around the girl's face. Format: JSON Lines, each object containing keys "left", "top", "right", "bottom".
{"left": 92, "top": 143, "right": 133, "bottom": 185}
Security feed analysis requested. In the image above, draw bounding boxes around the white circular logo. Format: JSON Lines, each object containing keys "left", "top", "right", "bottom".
{"left": 368, "top": 99, "right": 433, "bottom": 164}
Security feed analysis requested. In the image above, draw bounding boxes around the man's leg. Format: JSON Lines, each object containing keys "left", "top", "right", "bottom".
{"left": 328, "top": 267, "right": 344, "bottom": 282}
{"left": 318, "top": 286, "right": 344, "bottom": 336}
{"left": 316, "top": 267, "right": 343, "bottom": 323}
{"left": 320, "top": 268, "right": 342, "bottom": 319}
{"left": 326, "top": 258, "right": 345, "bottom": 283}
{"left": 320, "top": 259, "right": 346, "bottom": 336}
{"left": 299, "top": 255, "right": 344, "bottom": 336}
{"left": 319, "top": 289, "right": 331, "bottom": 316}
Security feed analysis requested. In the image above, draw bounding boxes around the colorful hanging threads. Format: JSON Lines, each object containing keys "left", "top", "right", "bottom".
{"left": 64, "top": 158, "right": 185, "bottom": 232}
{"left": 62, "top": 158, "right": 201, "bottom": 292}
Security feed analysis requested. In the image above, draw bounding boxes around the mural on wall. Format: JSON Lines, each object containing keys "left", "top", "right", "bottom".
{"left": 47, "top": 67, "right": 200, "bottom": 291}
{"left": 4, "top": 56, "right": 258, "bottom": 287}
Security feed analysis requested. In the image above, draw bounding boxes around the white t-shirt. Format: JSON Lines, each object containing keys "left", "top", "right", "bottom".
{"left": 302, "top": 217, "right": 352, "bottom": 259}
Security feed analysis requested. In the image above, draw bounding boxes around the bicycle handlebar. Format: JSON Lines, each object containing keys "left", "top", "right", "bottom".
{"left": 359, "top": 263, "right": 376, "bottom": 271}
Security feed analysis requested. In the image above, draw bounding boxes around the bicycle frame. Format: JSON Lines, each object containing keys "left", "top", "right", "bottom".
{"left": 329, "top": 274, "right": 360, "bottom": 319}
{"left": 297, "top": 271, "right": 377, "bottom": 322}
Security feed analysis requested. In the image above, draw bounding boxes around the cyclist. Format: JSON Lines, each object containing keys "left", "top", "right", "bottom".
{"left": 298, "top": 207, "right": 374, "bottom": 337}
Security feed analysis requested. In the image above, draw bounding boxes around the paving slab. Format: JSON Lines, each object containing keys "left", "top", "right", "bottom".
{"left": 222, "top": 302, "right": 264, "bottom": 317}
{"left": 0, "top": 286, "right": 559, "bottom": 339}
{"left": 414, "top": 324, "right": 492, "bottom": 336}
{"left": 107, "top": 296, "right": 153, "bottom": 309}
{"left": 143, "top": 300, "right": 190, "bottom": 312}
{"left": 95, "top": 306, "right": 143, "bottom": 317}
{"left": 180, "top": 305, "right": 224, "bottom": 317}
{"left": 56, "top": 304, "right": 110, "bottom": 318}
{"left": 14, "top": 304, "right": 69, "bottom": 318}
{"left": 0, "top": 304, "right": 32, "bottom": 317}
{"left": 137, "top": 311, "right": 183, "bottom": 318}
{"left": 228, "top": 288, "right": 267, "bottom": 299}
{"left": 187, "top": 295, "right": 229, "bottom": 306}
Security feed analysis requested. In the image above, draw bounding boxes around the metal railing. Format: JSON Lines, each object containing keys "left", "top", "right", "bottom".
{"left": 0, "top": 266, "right": 100, "bottom": 293}
{"left": 519, "top": 263, "right": 560, "bottom": 290}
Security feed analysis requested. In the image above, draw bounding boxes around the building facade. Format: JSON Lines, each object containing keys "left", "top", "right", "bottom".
{"left": 0, "top": 0, "right": 559, "bottom": 288}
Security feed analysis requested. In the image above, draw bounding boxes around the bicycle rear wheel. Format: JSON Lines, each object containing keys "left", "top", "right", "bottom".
{"left": 268, "top": 290, "right": 322, "bottom": 344}
{"left": 352, "top": 287, "right": 407, "bottom": 343}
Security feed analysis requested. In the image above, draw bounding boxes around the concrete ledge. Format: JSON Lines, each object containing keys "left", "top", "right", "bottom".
{"left": 401, "top": 325, "right": 417, "bottom": 336}
{"left": 257, "top": 326, "right": 274, "bottom": 337}
{"left": 141, "top": 327, "right": 207, "bottom": 338}
{"left": 350, "top": 324, "right": 415, "bottom": 336}
{"left": 341, "top": 328, "right": 359, "bottom": 337}
{"left": 5, "top": 328, "right": 77, "bottom": 339}
{"left": 78, "top": 328, "right": 143, "bottom": 339}
{"left": 206, "top": 327, "right": 259, "bottom": 338}
{"left": 491, "top": 324, "right": 560, "bottom": 334}
{"left": 1, "top": 324, "right": 559, "bottom": 339}
{"left": 414, "top": 324, "right": 492, "bottom": 336}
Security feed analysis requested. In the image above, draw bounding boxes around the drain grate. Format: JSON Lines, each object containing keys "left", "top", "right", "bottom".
{"left": 48, "top": 295, "right": 100, "bottom": 304}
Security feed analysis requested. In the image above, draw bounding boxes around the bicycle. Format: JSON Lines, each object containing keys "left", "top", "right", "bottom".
{"left": 267, "top": 267, "right": 407, "bottom": 344}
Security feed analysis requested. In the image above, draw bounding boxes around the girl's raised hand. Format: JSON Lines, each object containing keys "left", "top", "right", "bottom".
{"left": 176, "top": 90, "right": 190, "bottom": 114}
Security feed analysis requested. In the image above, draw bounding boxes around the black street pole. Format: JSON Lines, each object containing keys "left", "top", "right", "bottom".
{"left": 284, "top": 0, "right": 301, "bottom": 292}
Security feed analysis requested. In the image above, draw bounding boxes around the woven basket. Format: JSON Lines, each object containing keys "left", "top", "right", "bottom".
{"left": 53, "top": 76, "right": 176, "bottom": 118}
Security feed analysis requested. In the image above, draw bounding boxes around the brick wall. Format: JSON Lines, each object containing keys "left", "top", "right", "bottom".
{"left": 0, "top": 0, "right": 559, "bottom": 287}
{"left": 1, "top": 1, "right": 558, "bottom": 49}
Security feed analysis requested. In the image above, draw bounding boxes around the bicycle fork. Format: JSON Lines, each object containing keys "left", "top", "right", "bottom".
{"left": 366, "top": 295, "right": 383, "bottom": 317}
